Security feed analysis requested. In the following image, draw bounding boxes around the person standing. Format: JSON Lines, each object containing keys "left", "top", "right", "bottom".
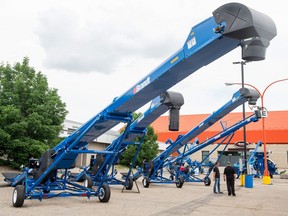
{"left": 224, "top": 161, "right": 236, "bottom": 196}
{"left": 213, "top": 162, "right": 223, "bottom": 194}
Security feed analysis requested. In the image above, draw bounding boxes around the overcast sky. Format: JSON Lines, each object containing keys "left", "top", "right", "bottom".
{"left": 0, "top": 0, "right": 287, "bottom": 124}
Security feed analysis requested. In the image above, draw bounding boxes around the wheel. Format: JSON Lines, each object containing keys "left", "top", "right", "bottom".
{"left": 98, "top": 184, "right": 110, "bottom": 203}
{"left": 204, "top": 177, "right": 211, "bottom": 186}
{"left": 125, "top": 176, "right": 133, "bottom": 190}
{"left": 142, "top": 177, "right": 150, "bottom": 188}
{"left": 12, "top": 185, "right": 25, "bottom": 207}
{"left": 84, "top": 176, "right": 93, "bottom": 188}
{"left": 176, "top": 176, "right": 184, "bottom": 188}
{"left": 270, "top": 173, "right": 273, "bottom": 178}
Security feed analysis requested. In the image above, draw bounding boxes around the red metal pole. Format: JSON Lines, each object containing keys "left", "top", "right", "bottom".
{"left": 261, "top": 78, "right": 288, "bottom": 183}
{"left": 261, "top": 96, "right": 269, "bottom": 177}
{"left": 226, "top": 78, "right": 288, "bottom": 184}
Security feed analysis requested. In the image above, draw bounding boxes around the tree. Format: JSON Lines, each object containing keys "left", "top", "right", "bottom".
{"left": 119, "top": 113, "right": 159, "bottom": 167}
{"left": 0, "top": 57, "right": 68, "bottom": 168}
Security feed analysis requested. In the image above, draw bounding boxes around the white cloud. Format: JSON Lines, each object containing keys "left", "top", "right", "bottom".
{"left": 35, "top": 1, "right": 183, "bottom": 74}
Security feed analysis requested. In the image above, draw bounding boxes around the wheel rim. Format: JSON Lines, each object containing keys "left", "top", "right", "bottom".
{"left": 143, "top": 179, "right": 146, "bottom": 186}
{"left": 13, "top": 189, "right": 17, "bottom": 204}
{"left": 84, "top": 179, "right": 88, "bottom": 187}
{"left": 99, "top": 187, "right": 105, "bottom": 200}
{"left": 204, "top": 177, "right": 210, "bottom": 185}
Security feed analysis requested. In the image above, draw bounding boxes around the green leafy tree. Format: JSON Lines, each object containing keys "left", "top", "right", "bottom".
{"left": 0, "top": 57, "right": 68, "bottom": 168}
{"left": 119, "top": 113, "right": 159, "bottom": 167}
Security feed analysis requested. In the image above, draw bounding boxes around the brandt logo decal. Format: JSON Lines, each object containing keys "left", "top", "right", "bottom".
{"left": 133, "top": 77, "right": 150, "bottom": 94}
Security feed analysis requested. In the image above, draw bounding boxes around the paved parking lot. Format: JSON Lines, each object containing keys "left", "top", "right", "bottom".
{"left": 1, "top": 166, "right": 288, "bottom": 216}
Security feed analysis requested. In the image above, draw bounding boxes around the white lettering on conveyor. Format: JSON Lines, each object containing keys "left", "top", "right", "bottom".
{"left": 133, "top": 77, "right": 150, "bottom": 94}
{"left": 187, "top": 37, "right": 196, "bottom": 49}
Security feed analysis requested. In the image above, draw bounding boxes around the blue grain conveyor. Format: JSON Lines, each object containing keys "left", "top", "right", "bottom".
{"left": 166, "top": 132, "right": 231, "bottom": 186}
{"left": 8, "top": 2, "right": 276, "bottom": 207}
{"left": 166, "top": 131, "right": 233, "bottom": 186}
{"left": 233, "top": 141, "right": 278, "bottom": 178}
{"left": 251, "top": 151, "right": 278, "bottom": 178}
{"left": 70, "top": 91, "right": 183, "bottom": 190}
{"left": 162, "top": 109, "right": 262, "bottom": 188}
{"left": 136, "top": 87, "right": 260, "bottom": 188}
{"left": 233, "top": 140, "right": 262, "bottom": 178}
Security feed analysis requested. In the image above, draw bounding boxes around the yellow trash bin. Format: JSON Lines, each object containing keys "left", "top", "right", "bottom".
{"left": 240, "top": 174, "right": 245, "bottom": 186}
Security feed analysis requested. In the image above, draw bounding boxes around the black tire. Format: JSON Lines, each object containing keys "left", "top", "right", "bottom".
{"left": 98, "top": 184, "right": 110, "bottom": 203}
{"left": 142, "top": 177, "right": 150, "bottom": 188}
{"left": 270, "top": 173, "right": 273, "bottom": 178}
{"left": 204, "top": 177, "right": 211, "bottom": 186}
{"left": 125, "top": 176, "right": 133, "bottom": 190}
{"left": 12, "top": 185, "right": 25, "bottom": 207}
{"left": 84, "top": 176, "right": 93, "bottom": 188}
{"left": 176, "top": 176, "right": 184, "bottom": 188}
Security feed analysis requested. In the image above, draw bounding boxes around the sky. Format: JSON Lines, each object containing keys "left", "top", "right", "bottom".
{"left": 0, "top": 0, "right": 287, "bottom": 124}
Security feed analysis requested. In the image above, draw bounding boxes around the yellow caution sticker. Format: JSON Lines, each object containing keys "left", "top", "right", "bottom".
{"left": 171, "top": 56, "right": 179, "bottom": 64}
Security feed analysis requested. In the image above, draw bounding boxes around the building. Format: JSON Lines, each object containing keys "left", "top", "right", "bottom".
{"left": 151, "top": 110, "right": 288, "bottom": 169}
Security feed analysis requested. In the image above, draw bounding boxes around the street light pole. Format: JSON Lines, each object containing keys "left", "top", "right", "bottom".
{"left": 233, "top": 61, "right": 250, "bottom": 174}
{"left": 225, "top": 78, "right": 288, "bottom": 184}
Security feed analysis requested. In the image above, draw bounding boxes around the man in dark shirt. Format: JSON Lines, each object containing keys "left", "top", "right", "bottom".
{"left": 223, "top": 161, "right": 236, "bottom": 196}
{"left": 213, "top": 161, "right": 223, "bottom": 194}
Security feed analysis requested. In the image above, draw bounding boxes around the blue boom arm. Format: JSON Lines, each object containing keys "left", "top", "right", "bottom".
{"left": 152, "top": 88, "right": 259, "bottom": 167}
{"left": 53, "top": 2, "right": 276, "bottom": 165}
{"left": 174, "top": 111, "right": 261, "bottom": 160}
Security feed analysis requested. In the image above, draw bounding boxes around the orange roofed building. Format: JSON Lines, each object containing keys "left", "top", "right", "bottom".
{"left": 151, "top": 110, "right": 288, "bottom": 169}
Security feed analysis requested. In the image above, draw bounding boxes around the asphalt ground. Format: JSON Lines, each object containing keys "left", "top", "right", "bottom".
{"left": 1, "top": 166, "right": 288, "bottom": 216}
